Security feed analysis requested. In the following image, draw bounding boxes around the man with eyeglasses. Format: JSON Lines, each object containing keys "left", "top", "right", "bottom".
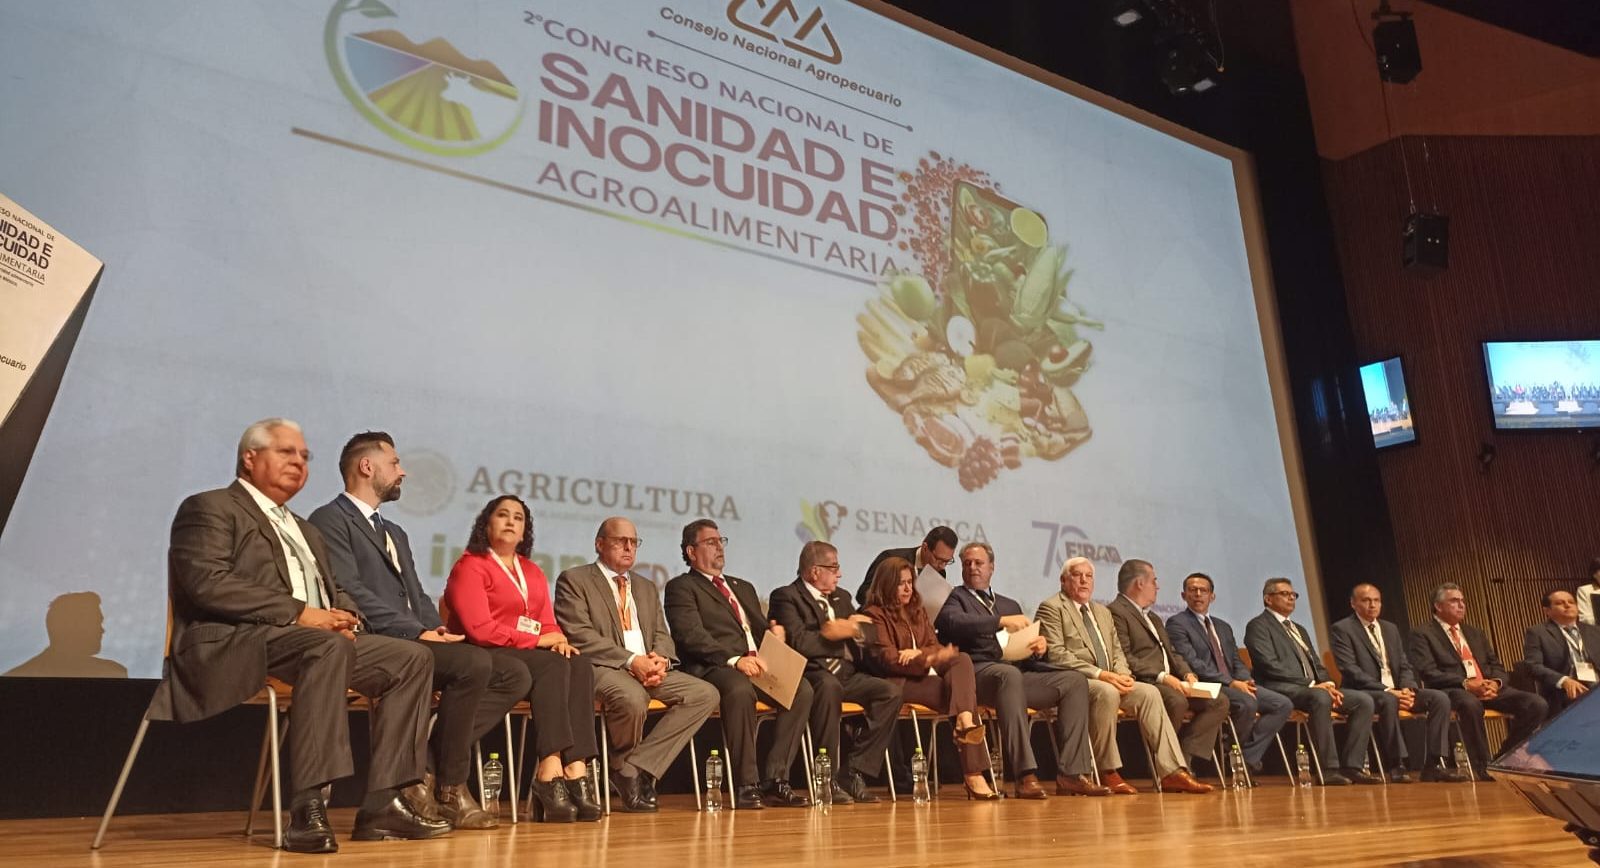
{"left": 1166, "top": 572, "right": 1292, "bottom": 780}
{"left": 150, "top": 418, "right": 445, "bottom": 852}
{"left": 554, "top": 516, "right": 718, "bottom": 812}
{"left": 1408, "top": 582, "right": 1547, "bottom": 779}
{"left": 665, "top": 519, "right": 814, "bottom": 809}
{"left": 769, "top": 540, "right": 901, "bottom": 804}
{"left": 1244, "top": 577, "right": 1373, "bottom": 785}
{"left": 855, "top": 525, "right": 958, "bottom": 606}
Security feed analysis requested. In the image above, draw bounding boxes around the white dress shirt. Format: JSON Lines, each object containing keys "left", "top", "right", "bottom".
{"left": 238, "top": 477, "right": 317, "bottom": 605}
{"left": 598, "top": 560, "right": 647, "bottom": 662}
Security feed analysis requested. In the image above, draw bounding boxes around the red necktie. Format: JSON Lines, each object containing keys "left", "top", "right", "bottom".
{"left": 710, "top": 575, "right": 744, "bottom": 626}
{"left": 1450, "top": 625, "right": 1480, "bottom": 678}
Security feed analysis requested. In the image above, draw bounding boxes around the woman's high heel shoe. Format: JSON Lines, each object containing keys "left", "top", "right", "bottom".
{"left": 566, "top": 774, "right": 603, "bottom": 822}
{"left": 963, "top": 781, "right": 1002, "bottom": 801}
{"left": 529, "top": 778, "right": 578, "bottom": 823}
{"left": 953, "top": 721, "right": 988, "bottom": 746}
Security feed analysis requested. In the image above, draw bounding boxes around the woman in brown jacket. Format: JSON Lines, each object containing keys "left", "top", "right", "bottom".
{"left": 859, "top": 556, "right": 998, "bottom": 799}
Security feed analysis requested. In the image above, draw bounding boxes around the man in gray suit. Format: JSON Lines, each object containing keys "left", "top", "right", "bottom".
{"left": 1244, "top": 577, "right": 1372, "bottom": 785}
{"left": 309, "top": 431, "right": 531, "bottom": 827}
{"left": 1036, "top": 557, "right": 1212, "bottom": 794}
{"left": 1107, "top": 560, "right": 1230, "bottom": 772}
{"left": 149, "top": 418, "right": 447, "bottom": 853}
{"left": 1330, "top": 584, "right": 1463, "bottom": 782}
{"left": 554, "top": 516, "right": 718, "bottom": 813}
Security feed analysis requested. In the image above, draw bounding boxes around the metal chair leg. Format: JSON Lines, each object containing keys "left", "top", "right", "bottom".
{"left": 598, "top": 714, "right": 611, "bottom": 816}
{"left": 503, "top": 714, "right": 518, "bottom": 823}
{"left": 689, "top": 738, "right": 702, "bottom": 811}
{"left": 1224, "top": 717, "right": 1252, "bottom": 787}
{"left": 884, "top": 748, "right": 897, "bottom": 802}
{"left": 1298, "top": 721, "right": 1326, "bottom": 785}
{"left": 1368, "top": 731, "right": 1387, "bottom": 782}
{"left": 245, "top": 720, "right": 272, "bottom": 836}
{"left": 90, "top": 716, "right": 151, "bottom": 849}
{"left": 267, "top": 693, "right": 283, "bottom": 849}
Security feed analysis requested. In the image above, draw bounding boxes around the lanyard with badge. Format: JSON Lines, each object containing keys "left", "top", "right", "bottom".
{"left": 490, "top": 553, "right": 541, "bottom": 635}
{"left": 1564, "top": 627, "right": 1596, "bottom": 683}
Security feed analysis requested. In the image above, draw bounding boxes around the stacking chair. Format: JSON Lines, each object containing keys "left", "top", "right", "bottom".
{"left": 593, "top": 697, "right": 703, "bottom": 814}
{"left": 1238, "top": 646, "right": 1327, "bottom": 783}
{"left": 882, "top": 703, "right": 950, "bottom": 800}
{"left": 1322, "top": 650, "right": 1391, "bottom": 780}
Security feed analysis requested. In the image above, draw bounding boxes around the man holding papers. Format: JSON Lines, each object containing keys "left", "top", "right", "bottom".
{"left": 935, "top": 543, "right": 1109, "bottom": 798}
{"left": 1107, "top": 560, "right": 1230, "bottom": 775}
{"left": 769, "top": 541, "right": 901, "bottom": 804}
{"left": 1037, "top": 557, "right": 1212, "bottom": 793}
{"left": 664, "top": 519, "right": 812, "bottom": 809}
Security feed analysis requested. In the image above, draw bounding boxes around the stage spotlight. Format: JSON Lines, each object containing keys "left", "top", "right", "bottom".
{"left": 1161, "top": 41, "right": 1218, "bottom": 95}
{"left": 1111, "top": 1, "right": 1147, "bottom": 27}
{"left": 1372, "top": 2, "right": 1422, "bottom": 83}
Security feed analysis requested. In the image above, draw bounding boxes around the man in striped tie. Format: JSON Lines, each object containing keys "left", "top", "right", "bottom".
{"left": 1165, "top": 572, "right": 1292, "bottom": 781}
{"left": 1408, "top": 583, "right": 1547, "bottom": 779}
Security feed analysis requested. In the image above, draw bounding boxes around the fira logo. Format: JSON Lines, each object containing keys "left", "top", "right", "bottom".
{"left": 1031, "top": 521, "right": 1123, "bottom": 579}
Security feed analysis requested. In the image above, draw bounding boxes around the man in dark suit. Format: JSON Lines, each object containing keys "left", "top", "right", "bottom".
{"left": 1167, "top": 572, "right": 1291, "bottom": 777}
{"left": 1244, "top": 577, "right": 1373, "bottom": 785}
{"left": 148, "top": 418, "right": 447, "bottom": 853}
{"left": 934, "top": 543, "right": 1111, "bottom": 797}
{"left": 1107, "top": 560, "right": 1230, "bottom": 772}
{"left": 854, "top": 525, "right": 957, "bottom": 606}
{"left": 664, "top": 518, "right": 812, "bottom": 809}
{"left": 1522, "top": 589, "right": 1598, "bottom": 715}
{"left": 1329, "top": 583, "right": 1463, "bottom": 783}
{"left": 768, "top": 540, "right": 900, "bottom": 804}
{"left": 1408, "top": 582, "right": 1547, "bottom": 778}
{"left": 309, "top": 431, "right": 529, "bottom": 828}
{"left": 553, "top": 516, "right": 718, "bottom": 812}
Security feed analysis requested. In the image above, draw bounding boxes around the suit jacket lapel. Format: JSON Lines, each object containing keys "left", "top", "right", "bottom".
{"left": 227, "top": 481, "right": 292, "bottom": 593}
{"left": 339, "top": 495, "right": 399, "bottom": 576}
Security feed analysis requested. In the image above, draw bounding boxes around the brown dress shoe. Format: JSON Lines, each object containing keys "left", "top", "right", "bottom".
{"left": 437, "top": 783, "right": 497, "bottom": 830}
{"left": 1159, "top": 769, "right": 1214, "bottom": 794}
{"left": 1101, "top": 771, "right": 1139, "bottom": 795}
{"left": 1056, "top": 773, "right": 1113, "bottom": 797}
{"left": 403, "top": 772, "right": 444, "bottom": 823}
{"left": 1014, "top": 773, "right": 1048, "bottom": 800}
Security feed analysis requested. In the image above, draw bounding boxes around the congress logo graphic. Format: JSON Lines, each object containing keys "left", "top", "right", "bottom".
{"left": 324, "top": 0, "right": 524, "bottom": 156}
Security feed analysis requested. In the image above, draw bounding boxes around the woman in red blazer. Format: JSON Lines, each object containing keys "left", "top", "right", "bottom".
{"left": 444, "top": 495, "right": 599, "bottom": 822}
{"left": 859, "top": 557, "right": 997, "bottom": 799}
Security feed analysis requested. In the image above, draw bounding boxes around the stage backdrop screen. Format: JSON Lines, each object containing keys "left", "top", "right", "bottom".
{"left": 1485, "top": 340, "right": 1600, "bottom": 432}
{"left": 0, "top": 0, "right": 1312, "bottom": 678}
{"left": 1360, "top": 356, "right": 1415, "bottom": 449}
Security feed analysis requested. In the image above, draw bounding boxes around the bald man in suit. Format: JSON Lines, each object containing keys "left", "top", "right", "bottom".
{"left": 555, "top": 517, "right": 717, "bottom": 813}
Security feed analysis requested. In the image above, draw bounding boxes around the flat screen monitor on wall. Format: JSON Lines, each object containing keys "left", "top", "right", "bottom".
{"left": 1484, "top": 340, "right": 1600, "bottom": 431}
{"left": 1360, "top": 356, "right": 1416, "bottom": 449}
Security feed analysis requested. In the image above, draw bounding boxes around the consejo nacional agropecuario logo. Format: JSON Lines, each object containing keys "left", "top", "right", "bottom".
{"left": 324, "top": 0, "right": 524, "bottom": 156}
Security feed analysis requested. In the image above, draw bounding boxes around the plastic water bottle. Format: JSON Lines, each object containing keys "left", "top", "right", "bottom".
{"left": 910, "top": 747, "right": 930, "bottom": 804}
{"left": 704, "top": 749, "right": 725, "bottom": 812}
{"left": 1295, "top": 744, "right": 1313, "bottom": 788}
{"left": 481, "top": 753, "right": 504, "bottom": 819}
{"left": 1229, "top": 743, "right": 1248, "bottom": 789}
{"left": 813, "top": 747, "right": 833, "bottom": 810}
{"left": 1453, "top": 741, "right": 1471, "bottom": 776}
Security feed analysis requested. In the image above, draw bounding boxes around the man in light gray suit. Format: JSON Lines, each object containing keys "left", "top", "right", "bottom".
{"left": 1036, "top": 557, "right": 1212, "bottom": 794}
{"left": 554, "top": 516, "right": 718, "bottom": 812}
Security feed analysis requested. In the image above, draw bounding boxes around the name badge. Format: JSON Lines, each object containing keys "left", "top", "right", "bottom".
{"left": 1577, "top": 661, "right": 1597, "bottom": 684}
{"left": 517, "top": 616, "right": 541, "bottom": 635}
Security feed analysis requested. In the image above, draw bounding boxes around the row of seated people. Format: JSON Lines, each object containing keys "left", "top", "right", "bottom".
{"left": 153, "top": 419, "right": 1594, "bottom": 854}
{"left": 1492, "top": 382, "right": 1599, "bottom": 403}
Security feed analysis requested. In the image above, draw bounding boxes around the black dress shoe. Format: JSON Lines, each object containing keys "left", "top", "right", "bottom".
{"left": 1470, "top": 767, "right": 1496, "bottom": 782}
{"left": 828, "top": 783, "right": 855, "bottom": 805}
{"left": 1316, "top": 770, "right": 1351, "bottom": 786}
{"left": 284, "top": 797, "right": 338, "bottom": 853}
{"left": 1388, "top": 769, "right": 1416, "bottom": 784}
{"left": 638, "top": 771, "right": 659, "bottom": 808}
{"left": 1420, "top": 766, "right": 1470, "bottom": 783}
{"left": 611, "top": 772, "right": 658, "bottom": 813}
{"left": 761, "top": 779, "right": 810, "bottom": 808}
{"left": 734, "top": 784, "right": 766, "bottom": 810}
{"left": 567, "top": 775, "right": 604, "bottom": 822}
{"left": 1341, "top": 767, "right": 1383, "bottom": 785}
{"left": 841, "top": 771, "right": 879, "bottom": 804}
{"left": 352, "top": 795, "right": 452, "bottom": 841}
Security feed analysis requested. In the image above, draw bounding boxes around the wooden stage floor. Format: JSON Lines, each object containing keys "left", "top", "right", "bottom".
{"left": 14, "top": 779, "right": 1589, "bottom": 867}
